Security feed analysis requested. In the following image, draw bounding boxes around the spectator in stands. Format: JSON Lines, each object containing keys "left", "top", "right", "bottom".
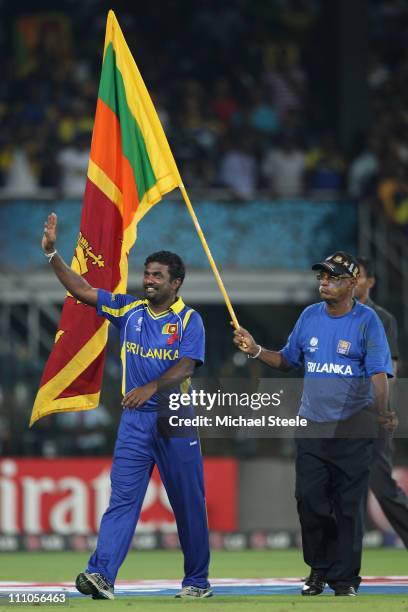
{"left": 263, "top": 43, "right": 307, "bottom": 119}
{"left": 3, "top": 132, "right": 39, "bottom": 196}
{"left": 262, "top": 135, "right": 306, "bottom": 198}
{"left": 57, "top": 99, "right": 93, "bottom": 146}
{"left": 182, "top": 89, "right": 220, "bottom": 153}
{"left": 367, "top": 50, "right": 390, "bottom": 91}
{"left": 172, "top": 84, "right": 219, "bottom": 189}
{"left": 209, "top": 77, "right": 237, "bottom": 128}
{"left": 377, "top": 163, "right": 408, "bottom": 231}
{"left": 36, "top": 144, "right": 60, "bottom": 190}
{"left": 57, "top": 131, "right": 90, "bottom": 198}
{"left": 231, "top": 90, "right": 281, "bottom": 154}
{"left": 1, "top": 4, "right": 320, "bottom": 195}
{"left": 246, "top": 90, "right": 281, "bottom": 140}
{"left": 305, "top": 133, "right": 346, "bottom": 198}
{"left": 347, "top": 134, "right": 380, "bottom": 199}
{"left": 280, "top": 108, "right": 307, "bottom": 144}
{"left": 219, "top": 130, "right": 257, "bottom": 201}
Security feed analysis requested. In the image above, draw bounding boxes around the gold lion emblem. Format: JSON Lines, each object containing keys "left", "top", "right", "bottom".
{"left": 68, "top": 232, "right": 105, "bottom": 301}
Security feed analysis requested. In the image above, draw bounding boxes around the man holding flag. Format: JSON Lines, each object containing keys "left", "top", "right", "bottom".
{"left": 31, "top": 10, "right": 238, "bottom": 600}
{"left": 42, "top": 213, "right": 212, "bottom": 600}
{"left": 30, "top": 10, "right": 238, "bottom": 428}
{"left": 30, "top": 10, "right": 188, "bottom": 427}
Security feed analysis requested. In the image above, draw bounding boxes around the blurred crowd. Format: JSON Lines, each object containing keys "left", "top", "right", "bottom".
{"left": 1, "top": 0, "right": 408, "bottom": 216}
{"left": 0, "top": 1, "right": 364, "bottom": 202}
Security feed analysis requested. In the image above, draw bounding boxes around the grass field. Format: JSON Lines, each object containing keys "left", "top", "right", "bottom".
{"left": 1, "top": 549, "right": 407, "bottom": 611}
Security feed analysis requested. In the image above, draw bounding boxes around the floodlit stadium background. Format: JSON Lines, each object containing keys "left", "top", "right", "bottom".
{"left": 0, "top": 0, "right": 408, "bottom": 555}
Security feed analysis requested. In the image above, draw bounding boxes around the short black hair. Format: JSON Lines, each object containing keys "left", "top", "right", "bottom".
{"left": 356, "top": 256, "right": 375, "bottom": 278}
{"left": 144, "top": 251, "right": 186, "bottom": 285}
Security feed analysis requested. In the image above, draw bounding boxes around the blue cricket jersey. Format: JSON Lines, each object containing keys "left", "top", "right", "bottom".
{"left": 280, "top": 300, "right": 393, "bottom": 422}
{"left": 97, "top": 290, "right": 205, "bottom": 411}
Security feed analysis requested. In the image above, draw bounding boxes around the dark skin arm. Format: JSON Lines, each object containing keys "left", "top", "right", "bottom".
{"left": 42, "top": 212, "right": 98, "bottom": 307}
{"left": 372, "top": 372, "right": 389, "bottom": 414}
{"left": 234, "top": 327, "right": 397, "bottom": 429}
{"left": 122, "top": 357, "right": 197, "bottom": 408}
{"left": 372, "top": 372, "right": 398, "bottom": 431}
{"left": 233, "top": 326, "right": 291, "bottom": 371}
{"left": 43, "top": 212, "right": 196, "bottom": 409}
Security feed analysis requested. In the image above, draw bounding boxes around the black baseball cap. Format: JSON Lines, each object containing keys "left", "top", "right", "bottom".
{"left": 312, "top": 251, "right": 359, "bottom": 278}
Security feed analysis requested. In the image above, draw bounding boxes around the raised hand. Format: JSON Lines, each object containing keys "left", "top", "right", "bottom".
{"left": 42, "top": 212, "right": 58, "bottom": 254}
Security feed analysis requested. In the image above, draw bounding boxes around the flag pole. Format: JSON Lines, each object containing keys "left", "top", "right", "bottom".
{"left": 178, "top": 182, "right": 240, "bottom": 329}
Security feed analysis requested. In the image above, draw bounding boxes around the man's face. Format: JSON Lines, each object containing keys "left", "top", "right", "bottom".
{"left": 354, "top": 264, "right": 375, "bottom": 302}
{"left": 143, "top": 262, "right": 181, "bottom": 304}
{"left": 317, "top": 270, "right": 356, "bottom": 303}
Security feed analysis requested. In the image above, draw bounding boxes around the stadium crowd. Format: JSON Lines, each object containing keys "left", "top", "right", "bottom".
{"left": 0, "top": 0, "right": 407, "bottom": 212}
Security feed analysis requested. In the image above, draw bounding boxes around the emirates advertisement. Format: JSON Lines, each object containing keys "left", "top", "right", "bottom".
{"left": 0, "top": 458, "right": 237, "bottom": 536}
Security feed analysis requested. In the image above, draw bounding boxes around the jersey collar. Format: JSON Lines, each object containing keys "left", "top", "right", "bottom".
{"left": 145, "top": 296, "right": 185, "bottom": 320}
{"left": 170, "top": 296, "right": 185, "bottom": 314}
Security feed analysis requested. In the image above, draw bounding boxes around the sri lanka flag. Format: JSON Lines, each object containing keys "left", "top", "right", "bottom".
{"left": 30, "top": 10, "right": 181, "bottom": 425}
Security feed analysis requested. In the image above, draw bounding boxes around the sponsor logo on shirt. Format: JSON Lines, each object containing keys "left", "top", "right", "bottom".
{"left": 306, "top": 362, "right": 353, "bottom": 375}
{"left": 135, "top": 316, "right": 143, "bottom": 332}
{"left": 126, "top": 342, "right": 179, "bottom": 361}
{"left": 308, "top": 337, "right": 319, "bottom": 352}
{"left": 337, "top": 339, "right": 351, "bottom": 355}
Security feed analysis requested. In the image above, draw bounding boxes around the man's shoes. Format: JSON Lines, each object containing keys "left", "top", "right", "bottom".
{"left": 175, "top": 586, "right": 213, "bottom": 598}
{"left": 75, "top": 572, "right": 115, "bottom": 600}
{"left": 301, "top": 569, "right": 326, "bottom": 596}
{"left": 334, "top": 585, "right": 357, "bottom": 597}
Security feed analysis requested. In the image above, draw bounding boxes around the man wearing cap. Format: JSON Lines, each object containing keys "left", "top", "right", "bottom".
{"left": 233, "top": 251, "right": 394, "bottom": 597}
{"left": 355, "top": 256, "right": 408, "bottom": 548}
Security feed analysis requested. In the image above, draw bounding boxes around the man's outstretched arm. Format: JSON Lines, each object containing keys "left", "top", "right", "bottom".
{"left": 233, "top": 326, "right": 291, "bottom": 371}
{"left": 42, "top": 212, "right": 98, "bottom": 307}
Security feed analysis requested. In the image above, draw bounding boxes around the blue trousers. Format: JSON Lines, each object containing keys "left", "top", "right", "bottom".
{"left": 87, "top": 409, "right": 210, "bottom": 587}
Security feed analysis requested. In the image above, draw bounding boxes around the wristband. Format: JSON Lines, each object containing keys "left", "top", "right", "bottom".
{"left": 248, "top": 345, "right": 262, "bottom": 359}
{"left": 44, "top": 249, "right": 57, "bottom": 262}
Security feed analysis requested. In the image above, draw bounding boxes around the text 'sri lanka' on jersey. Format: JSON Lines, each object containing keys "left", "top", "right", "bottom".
{"left": 96, "top": 289, "right": 205, "bottom": 411}
{"left": 280, "top": 301, "right": 393, "bottom": 422}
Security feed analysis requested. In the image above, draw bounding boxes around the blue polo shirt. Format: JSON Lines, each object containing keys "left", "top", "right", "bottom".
{"left": 280, "top": 300, "right": 393, "bottom": 422}
{"left": 97, "top": 290, "right": 205, "bottom": 411}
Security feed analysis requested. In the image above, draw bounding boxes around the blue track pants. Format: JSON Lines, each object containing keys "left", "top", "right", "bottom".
{"left": 86, "top": 409, "right": 210, "bottom": 587}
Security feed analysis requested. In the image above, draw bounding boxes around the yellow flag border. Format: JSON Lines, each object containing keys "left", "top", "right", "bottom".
{"left": 30, "top": 172, "right": 169, "bottom": 426}
{"left": 31, "top": 9, "right": 238, "bottom": 426}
